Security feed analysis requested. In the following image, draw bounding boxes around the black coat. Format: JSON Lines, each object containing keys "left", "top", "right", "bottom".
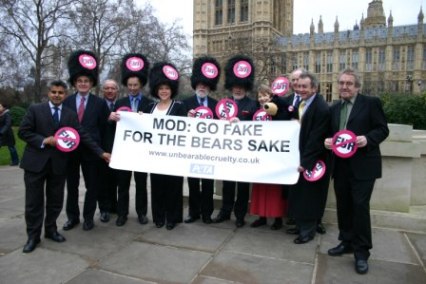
{"left": 0, "top": 110, "right": 16, "bottom": 146}
{"left": 182, "top": 94, "right": 218, "bottom": 119}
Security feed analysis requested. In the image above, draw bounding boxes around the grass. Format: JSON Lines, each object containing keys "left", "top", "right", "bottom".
{"left": 0, "top": 127, "right": 25, "bottom": 166}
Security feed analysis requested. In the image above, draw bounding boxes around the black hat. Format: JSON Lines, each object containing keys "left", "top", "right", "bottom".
{"left": 190, "top": 56, "right": 221, "bottom": 91}
{"left": 121, "top": 53, "right": 150, "bottom": 86}
{"left": 224, "top": 55, "right": 255, "bottom": 91}
{"left": 149, "top": 62, "right": 180, "bottom": 98}
{"left": 67, "top": 50, "right": 99, "bottom": 87}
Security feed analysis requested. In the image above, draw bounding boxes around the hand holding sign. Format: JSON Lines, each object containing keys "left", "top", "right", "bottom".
{"left": 303, "top": 160, "right": 326, "bottom": 182}
{"left": 215, "top": 98, "right": 238, "bottom": 120}
{"left": 54, "top": 127, "right": 80, "bottom": 152}
{"left": 253, "top": 109, "right": 272, "bottom": 121}
{"left": 194, "top": 106, "right": 214, "bottom": 119}
{"left": 331, "top": 130, "right": 358, "bottom": 158}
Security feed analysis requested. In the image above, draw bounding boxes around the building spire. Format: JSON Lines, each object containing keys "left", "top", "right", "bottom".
{"left": 418, "top": 6, "right": 424, "bottom": 23}
{"left": 334, "top": 16, "right": 339, "bottom": 33}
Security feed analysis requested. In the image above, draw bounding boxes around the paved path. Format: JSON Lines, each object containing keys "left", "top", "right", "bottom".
{"left": 0, "top": 166, "right": 425, "bottom": 283}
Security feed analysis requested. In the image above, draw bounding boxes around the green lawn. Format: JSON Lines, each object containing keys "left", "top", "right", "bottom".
{"left": 0, "top": 127, "right": 25, "bottom": 166}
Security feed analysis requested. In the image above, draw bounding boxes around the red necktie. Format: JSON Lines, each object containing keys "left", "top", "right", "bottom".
{"left": 78, "top": 96, "right": 85, "bottom": 122}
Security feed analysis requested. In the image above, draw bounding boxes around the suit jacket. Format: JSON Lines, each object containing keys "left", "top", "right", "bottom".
{"left": 182, "top": 94, "right": 218, "bottom": 119}
{"left": 229, "top": 96, "right": 257, "bottom": 121}
{"left": 329, "top": 94, "right": 389, "bottom": 180}
{"left": 18, "top": 103, "right": 104, "bottom": 175}
{"left": 63, "top": 92, "right": 109, "bottom": 160}
{"left": 144, "top": 100, "right": 187, "bottom": 117}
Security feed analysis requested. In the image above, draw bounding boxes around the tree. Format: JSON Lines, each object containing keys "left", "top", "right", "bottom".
{"left": 0, "top": 0, "right": 76, "bottom": 102}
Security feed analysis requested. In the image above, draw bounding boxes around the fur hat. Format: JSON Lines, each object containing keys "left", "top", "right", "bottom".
{"left": 149, "top": 62, "right": 180, "bottom": 98}
{"left": 224, "top": 55, "right": 255, "bottom": 91}
{"left": 67, "top": 50, "right": 99, "bottom": 87}
{"left": 190, "top": 56, "right": 221, "bottom": 91}
{"left": 121, "top": 53, "right": 150, "bottom": 86}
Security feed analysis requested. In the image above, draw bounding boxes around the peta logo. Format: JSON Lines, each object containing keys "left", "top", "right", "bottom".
{"left": 190, "top": 164, "right": 214, "bottom": 175}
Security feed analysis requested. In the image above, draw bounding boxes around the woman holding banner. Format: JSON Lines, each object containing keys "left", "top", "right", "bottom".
{"left": 144, "top": 62, "right": 186, "bottom": 230}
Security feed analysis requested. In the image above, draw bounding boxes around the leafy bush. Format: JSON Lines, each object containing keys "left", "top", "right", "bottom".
{"left": 9, "top": 106, "right": 27, "bottom": 126}
{"left": 380, "top": 93, "right": 426, "bottom": 130}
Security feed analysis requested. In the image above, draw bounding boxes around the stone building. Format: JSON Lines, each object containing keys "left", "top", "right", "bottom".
{"left": 193, "top": 0, "right": 426, "bottom": 100}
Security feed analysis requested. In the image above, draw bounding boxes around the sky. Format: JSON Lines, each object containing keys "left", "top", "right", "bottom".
{"left": 136, "top": 0, "right": 425, "bottom": 39}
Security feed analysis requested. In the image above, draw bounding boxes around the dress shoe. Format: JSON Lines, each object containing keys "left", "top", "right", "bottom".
{"left": 235, "top": 219, "right": 245, "bottom": 228}
{"left": 155, "top": 221, "right": 165, "bottom": 228}
{"left": 293, "top": 235, "right": 314, "bottom": 244}
{"left": 250, "top": 217, "right": 267, "bottom": 228}
{"left": 286, "top": 227, "right": 300, "bottom": 235}
{"left": 213, "top": 213, "right": 230, "bottom": 223}
{"left": 328, "top": 243, "right": 353, "bottom": 256}
{"left": 82, "top": 219, "right": 94, "bottom": 231}
{"left": 270, "top": 218, "right": 283, "bottom": 230}
{"left": 166, "top": 222, "right": 176, "bottom": 230}
{"left": 138, "top": 215, "right": 148, "bottom": 225}
{"left": 63, "top": 219, "right": 80, "bottom": 231}
{"left": 355, "top": 259, "right": 369, "bottom": 274}
{"left": 184, "top": 215, "right": 199, "bottom": 223}
{"left": 45, "top": 231, "right": 66, "bottom": 242}
{"left": 100, "top": 211, "right": 110, "bottom": 223}
{"left": 116, "top": 216, "right": 127, "bottom": 226}
{"left": 286, "top": 218, "right": 296, "bottom": 225}
{"left": 316, "top": 222, "right": 326, "bottom": 234}
{"left": 23, "top": 238, "right": 40, "bottom": 253}
{"left": 202, "top": 216, "right": 213, "bottom": 224}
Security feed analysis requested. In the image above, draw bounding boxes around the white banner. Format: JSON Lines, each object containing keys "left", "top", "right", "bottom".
{"left": 110, "top": 112, "right": 300, "bottom": 184}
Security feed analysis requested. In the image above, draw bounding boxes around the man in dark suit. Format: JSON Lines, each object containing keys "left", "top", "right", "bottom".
{"left": 183, "top": 56, "right": 220, "bottom": 224}
{"left": 325, "top": 68, "right": 389, "bottom": 274}
{"left": 108, "top": 53, "right": 152, "bottom": 227}
{"left": 97, "top": 79, "right": 120, "bottom": 222}
{"left": 213, "top": 55, "right": 257, "bottom": 228}
{"left": 62, "top": 50, "right": 110, "bottom": 231}
{"left": 19, "top": 80, "right": 110, "bottom": 253}
{"left": 287, "top": 71, "right": 330, "bottom": 245}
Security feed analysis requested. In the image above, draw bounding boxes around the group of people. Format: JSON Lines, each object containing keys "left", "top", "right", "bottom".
{"left": 18, "top": 50, "right": 389, "bottom": 275}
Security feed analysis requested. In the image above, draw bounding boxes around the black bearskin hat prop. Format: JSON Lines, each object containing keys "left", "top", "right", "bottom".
{"left": 224, "top": 55, "right": 255, "bottom": 91}
{"left": 190, "top": 56, "right": 221, "bottom": 91}
{"left": 121, "top": 53, "right": 150, "bottom": 86}
{"left": 149, "top": 62, "right": 180, "bottom": 98}
{"left": 68, "top": 50, "right": 99, "bottom": 87}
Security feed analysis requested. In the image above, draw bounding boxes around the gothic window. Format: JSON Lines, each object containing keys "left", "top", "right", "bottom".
{"left": 339, "top": 51, "right": 346, "bottom": 71}
{"left": 352, "top": 49, "right": 359, "bottom": 70}
{"left": 315, "top": 52, "right": 321, "bottom": 73}
{"left": 392, "top": 47, "right": 400, "bottom": 70}
{"left": 303, "top": 52, "right": 309, "bottom": 70}
{"left": 326, "top": 51, "right": 333, "bottom": 73}
{"left": 407, "top": 45, "right": 414, "bottom": 71}
{"left": 227, "top": 0, "right": 235, "bottom": 24}
{"left": 378, "top": 48, "right": 385, "bottom": 71}
{"left": 240, "top": 0, "right": 249, "bottom": 22}
{"left": 365, "top": 48, "right": 373, "bottom": 72}
{"left": 215, "top": 0, "right": 223, "bottom": 26}
{"left": 423, "top": 46, "right": 426, "bottom": 69}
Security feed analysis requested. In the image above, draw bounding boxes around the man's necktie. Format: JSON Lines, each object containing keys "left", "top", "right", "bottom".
{"left": 339, "top": 100, "right": 348, "bottom": 130}
{"left": 131, "top": 98, "right": 139, "bottom": 112}
{"left": 298, "top": 100, "right": 306, "bottom": 120}
{"left": 110, "top": 102, "right": 115, "bottom": 111}
{"left": 52, "top": 106, "right": 59, "bottom": 127}
{"left": 78, "top": 96, "right": 85, "bottom": 122}
{"left": 199, "top": 97, "right": 205, "bottom": 106}
{"left": 294, "top": 95, "right": 301, "bottom": 108}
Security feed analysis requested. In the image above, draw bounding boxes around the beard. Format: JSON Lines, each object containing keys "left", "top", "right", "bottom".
{"left": 196, "top": 89, "right": 209, "bottom": 98}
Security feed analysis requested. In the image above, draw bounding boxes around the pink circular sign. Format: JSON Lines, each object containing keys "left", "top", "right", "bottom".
{"left": 78, "top": 54, "right": 97, "bottom": 70}
{"left": 252, "top": 109, "right": 272, "bottom": 121}
{"left": 162, "top": 65, "right": 179, "bottom": 80}
{"left": 117, "top": 106, "right": 132, "bottom": 112}
{"left": 126, "top": 57, "right": 144, "bottom": 71}
{"left": 55, "top": 127, "right": 80, "bottom": 152}
{"left": 201, "top": 63, "right": 219, "bottom": 79}
{"left": 332, "top": 130, "right": 358, "bottom": 158}
{"left": 194, "top": 106, "right": 214, "bottom": 119}
{"left": 215, "top": 98, "right": 238, "bottom": 119}
{"left": 303, "top": 160, "right": 326, "bottom": 182}
{"left": 271, "top": 76, "right": 290, "bottom": 96}
{"left": 233, "top": 60, "right": 252, "bottom": 78}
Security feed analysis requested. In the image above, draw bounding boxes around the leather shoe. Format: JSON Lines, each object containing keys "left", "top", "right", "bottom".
{"left": 355, "top": 259, "right": 369, "bottom": 274}
{"left": 235, "top": 219, "right": 245, "bottom": 228}
{"left": 116, "top": 216, "right": 127, "bottom": 226}
{"left": 270, "top": 218, "right": 283, "bottom": 230}
{"left": 63, "top": 219, "right": 80, "bottom": 231}
{"left": 286, "top": 218, "right": 296, "bottom": 225}
{"left": 23, "top": 238, "right": 40, "bottom": 253}
{"left": 45, "top": 231, "right": 66, "bottom": 243}
{"left": 286, "top": 227, "right": 300, "bottom": 235}
{"left": 155, "top": 222, "right": 165, "bottom": 228}
{"left": 328, "top": 243, "right": 353, "bottom": 256}
{"left": 202, "top": 216, "right": 213, "bottom": 224}
{"left": 316, "top": 222, "right": 326, "bottom": 234}
{"left": 138, "top": 215, "right": 148, "bottom": 225}
{"left": 166, "top": 222, "right": 176, "bottom": 230}
{"left": 293, "top": 235, "right": 314, "bottom": 244}
{"left": 82, "top": 219, "right": 94, "bottom": 231}
{"left": 250, "top": 217, "right": 267, "bottom": 228}
{"left": 184, "top": 215, "right": 199, "bottom": 223}
{"left": 213, "top": 213, "right": 230, "bottom": 223}
{"left": 100, "top": 211, "right": 110, "bottom": 223}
